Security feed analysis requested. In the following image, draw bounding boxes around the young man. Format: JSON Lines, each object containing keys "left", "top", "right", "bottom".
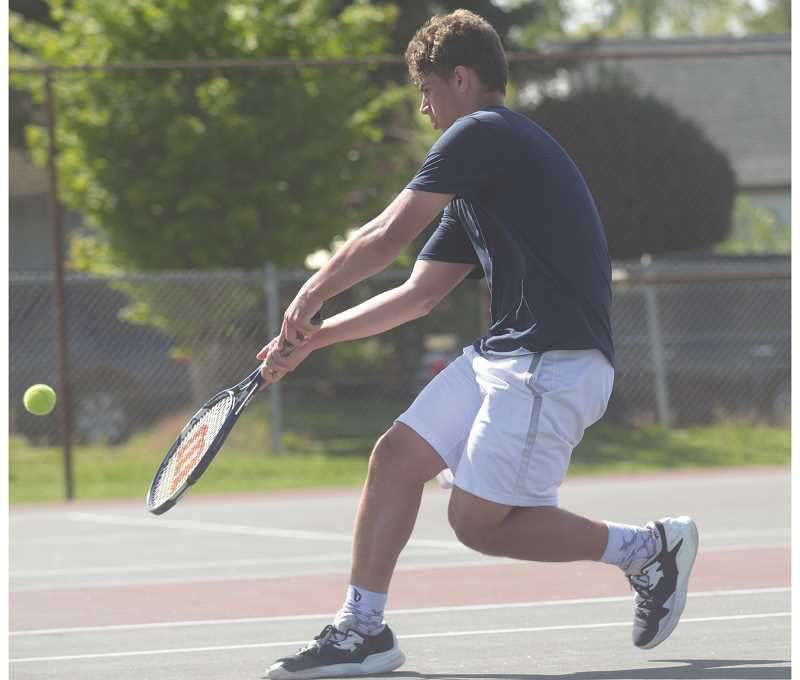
{"left": 259, "top": 10, "right": 698, "bottom": 679}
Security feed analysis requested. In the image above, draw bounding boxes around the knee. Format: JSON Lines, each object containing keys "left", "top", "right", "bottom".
{"left": 367, "top": 430, "right": 401, "bottom": 477}
{"left": 367, "top": 425, "right": 438, "bottom": 486}
{"left": 448, "top": 501, "right": 503, "bottom": 556}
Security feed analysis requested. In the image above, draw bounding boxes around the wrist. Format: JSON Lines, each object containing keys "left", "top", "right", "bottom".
{"left": 307, "top": 325, "right": 331, "bottom": 352}
{"left": 300, "top": 278, "right": 325, "bottom": 308}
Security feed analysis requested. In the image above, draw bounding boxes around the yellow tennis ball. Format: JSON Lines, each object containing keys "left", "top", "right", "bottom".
{"left": 23, "top": 384, "right": 57, "bottom": 416}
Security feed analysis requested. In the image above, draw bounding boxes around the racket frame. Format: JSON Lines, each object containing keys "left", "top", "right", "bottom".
{"left": 146, "top": 367, "right": 262, "bottom": 515}
{"left": 146, "top": 311, "right": 321, "bottom": 515}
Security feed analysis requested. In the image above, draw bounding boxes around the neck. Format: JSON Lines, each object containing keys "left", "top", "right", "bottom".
{"left": 475, "top": 91, "right": 505, "bottom": 110}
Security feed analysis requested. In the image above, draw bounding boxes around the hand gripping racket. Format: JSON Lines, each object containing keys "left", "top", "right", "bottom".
{"left": 146, "top": 312, "right": 322, "bottom": 515}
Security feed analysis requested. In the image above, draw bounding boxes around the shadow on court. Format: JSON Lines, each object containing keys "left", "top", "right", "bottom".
{"left": 385, "top": 658, "right": 790, "bottom": 680}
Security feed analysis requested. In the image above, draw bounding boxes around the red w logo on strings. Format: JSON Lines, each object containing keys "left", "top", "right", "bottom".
{"left": 168, "top": 423, "right": 209, "bottom": 495}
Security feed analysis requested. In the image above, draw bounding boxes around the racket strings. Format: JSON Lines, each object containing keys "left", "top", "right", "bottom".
{"left": 150, "top": 394, "right": 235, "bottom": 507}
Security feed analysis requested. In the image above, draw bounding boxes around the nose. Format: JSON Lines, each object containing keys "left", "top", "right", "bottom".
{"left": 419, "top": 96, "right": 430, "bottom": 116}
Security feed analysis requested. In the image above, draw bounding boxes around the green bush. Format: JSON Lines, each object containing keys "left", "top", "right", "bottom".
{"left": 526, "top": 82, "right": 736, "bottom": 259}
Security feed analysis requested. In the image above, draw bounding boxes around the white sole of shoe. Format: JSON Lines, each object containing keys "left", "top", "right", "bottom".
{"left": 267, "top": 647, "right": 406, "bottom": 679}
{"left": 638, "top": 515, "right": 699, "bottom": 650}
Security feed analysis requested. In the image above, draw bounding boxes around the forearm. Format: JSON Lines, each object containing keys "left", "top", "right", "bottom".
{"left": 309, "top": 283, "right": 429, "bottom": 351}
{"left": 301, "top": 218, "right": 403, "bottom": 305}
{"left": 297, "top": 190, "right": 452, "bottom": 309}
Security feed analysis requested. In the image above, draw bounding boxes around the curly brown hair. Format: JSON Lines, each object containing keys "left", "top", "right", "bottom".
{"left": 405, "top": 10, "right": 508, "bottom": 94}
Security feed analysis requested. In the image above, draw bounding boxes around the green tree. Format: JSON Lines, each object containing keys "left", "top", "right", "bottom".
{"left": 11, "top": 0, "right": 410, "bottom": 270}
{"left": 333, "top": 1, "right": 547, "bottom": 51}
{"left": 9, "top": 0, "right": 55, "bottom": 148}
{"left": 560, "top": 0, "right": 790, "bottom": 38}
{"left": 11, "top": 0, "right": 429, "bottom": 402}
{"left": 716, "top": 196, "right": 790, "bottom": 254}
{"left": 743, "top": 0, "right": 791, "bottom": 33}
{"left": 330, "top": 2, "right": 565, "bottom": 103}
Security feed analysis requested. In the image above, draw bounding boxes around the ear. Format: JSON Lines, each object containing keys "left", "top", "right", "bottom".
{"left": 452, "top": 65, "right": 471, "bottom": 92}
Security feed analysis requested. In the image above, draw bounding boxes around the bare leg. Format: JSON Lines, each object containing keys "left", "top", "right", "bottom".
{"left": 448, "top": 487, "right": 609, "bottom": 562}
{"left": 350, "top": 422, "right": 446, "bottom": 592}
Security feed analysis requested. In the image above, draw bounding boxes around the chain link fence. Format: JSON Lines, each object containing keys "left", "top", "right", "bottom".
{"left": 9, "top": 39, "right": 790, "bottom": 488}
{"left": 608, "top": 258, "right": 789, "bottom": 428}
{"left": 9, "top": 257, "right": 790, "bottom": 454}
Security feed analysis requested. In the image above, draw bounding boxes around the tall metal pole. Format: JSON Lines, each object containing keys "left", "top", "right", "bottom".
{"left": 264, "top": 262, "right": 283, "bottom": 454}
{"left": 643, "top": 284, "right": 672, "bottom": 427}
{"left": 44, "top": 69, "right": 75, "bottom": 499}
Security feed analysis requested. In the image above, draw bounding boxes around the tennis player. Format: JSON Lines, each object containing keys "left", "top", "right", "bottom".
{"left": 259, "top": 10, "right": 698, "bottom": 678}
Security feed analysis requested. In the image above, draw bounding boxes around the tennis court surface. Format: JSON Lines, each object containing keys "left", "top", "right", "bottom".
{"left": 10, "top": 467, "right": 790, "bottom": 679}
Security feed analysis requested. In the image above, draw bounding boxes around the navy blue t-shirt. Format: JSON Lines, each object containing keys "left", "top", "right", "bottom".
{"left": 407, "top": 106, "right": 614, "bottom": 365}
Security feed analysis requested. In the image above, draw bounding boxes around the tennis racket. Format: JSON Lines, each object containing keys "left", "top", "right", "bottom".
{"left": 146, "top": 312, "right": 321, "bottom": 515}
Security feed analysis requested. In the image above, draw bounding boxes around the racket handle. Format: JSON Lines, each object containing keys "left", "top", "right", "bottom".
{"left": 279, "top": 311, "right": 323, "bottom": 357}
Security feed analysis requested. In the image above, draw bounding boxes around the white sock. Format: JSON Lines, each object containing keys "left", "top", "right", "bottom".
{"left": 600, "top": 521, "right": 659, "bottom": 571}
{"left": 333, "top": 584, "right": 387, "bottom": 635}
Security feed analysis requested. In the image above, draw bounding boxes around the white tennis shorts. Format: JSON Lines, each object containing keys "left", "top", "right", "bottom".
{"left": 397, "top": 345, "right": 614, "bottom": 507}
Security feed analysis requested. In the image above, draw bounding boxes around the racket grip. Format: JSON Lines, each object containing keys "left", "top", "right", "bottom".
{"left": 279, "top": 311, "right": 323, "bottom": 357}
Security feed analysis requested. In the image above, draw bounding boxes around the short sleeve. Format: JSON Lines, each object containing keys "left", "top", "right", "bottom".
{"left": 417, "top": 207, "right": 484, "bottom": 280}
{"left": 406, "top": 116, "right": 505, "bottom": 197}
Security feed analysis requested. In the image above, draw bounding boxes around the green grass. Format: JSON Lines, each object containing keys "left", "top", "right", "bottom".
{"left": 571, "top": 421, "right": 790, "bottom": 473}
{"left": 9, "top": 396, "right": 407, "bottom": 504}
{"left": 9, "top": 400, "right": 790, "bottom": 503}
{"left": 9, "top": 441, "right": 371, "bottom": 503}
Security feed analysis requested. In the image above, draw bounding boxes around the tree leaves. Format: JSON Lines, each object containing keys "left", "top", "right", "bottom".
{"left": 11, "top": 0, "right": 417, "bottom": 270}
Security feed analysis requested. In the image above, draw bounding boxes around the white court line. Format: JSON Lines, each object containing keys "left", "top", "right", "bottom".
{"left": 10, "top": 555, "right": 508, "bottom": 592}
{"left": 10, "top": 587, "right": 790, "bottom": 636}
{"left": 9, "top": 542, "right": 789, "bottom": 586}
{"left": 700, "top": 542, "right": 789, "bottom": 553}
{"left": 64, "top": 512, "right": 467, "bottom": 551}
{"left": 12, "top": 529, "right": 788, "bottom": 547}
{"left": 63, "top": 512, "right": 789, "bottom": 551}
{"left": 700, "top": 528, "right": 790, "bottom": 539}
{"left": 9, "top": 612, "right": 790, "bottom": 663}
{"left": 12, "top": 535, "right": 137, "bottom": 546}
{"left": 9, "top": 547, "right": 453, "bottom": 578}
{"left": 10, "top": 553, "right": 354, "bottom": 577}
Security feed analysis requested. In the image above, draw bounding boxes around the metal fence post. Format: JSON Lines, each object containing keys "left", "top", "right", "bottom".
{"left": 643, "top": 283, "right": 672, "bottom": 427}
{"left": 264, "top": 262, "right": 283, "bottom": 454}
{"left": 45, "top": 69, "right": 75, "bottom": 499}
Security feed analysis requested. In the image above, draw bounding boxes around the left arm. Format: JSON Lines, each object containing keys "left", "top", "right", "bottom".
{"left": 281, "top": 189, "right": 452, "bottom": 344}
{"left": 258, "top": 259, "right": 473, "bottom": 384}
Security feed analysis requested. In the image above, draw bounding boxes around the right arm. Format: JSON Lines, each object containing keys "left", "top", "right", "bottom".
{"left": 258, "top": 259, "right": 474, "bottom": 382}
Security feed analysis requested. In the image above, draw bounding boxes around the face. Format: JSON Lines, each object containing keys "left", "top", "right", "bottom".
{"left": 418, "top": 71, "right": 464, "bottom": 131}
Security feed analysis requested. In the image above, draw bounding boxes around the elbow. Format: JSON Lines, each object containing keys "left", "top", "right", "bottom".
{"left": 360, "top": 216, "right": 406, "bottom": 261}
{"left": 419, "top": 294, "right": 440, "bottom": 316}
{"left": 398, "top": 282, "right": 438, "bottom": 320}
{"left": 414, "top": 289, "right": 442, "bottom": 318}
{"left": 375, "top": 229, "right": 408, "bottom": 262}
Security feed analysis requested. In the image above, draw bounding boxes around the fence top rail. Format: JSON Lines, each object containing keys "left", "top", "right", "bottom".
{"left": 9, "top": 269, "right": 268, "bottom": 283}
{"left": 10, "top": 264, "right": 789, "bottom": 286}
{"left": 612, "top": 269, "right": 790, "bottom": 286}
{"left": 10, "top": 45, "right": 790, "bottom": 75}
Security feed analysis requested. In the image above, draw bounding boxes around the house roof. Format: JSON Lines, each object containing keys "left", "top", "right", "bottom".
{"left": 544, "top": 34, "right": 790, "bottom": 189}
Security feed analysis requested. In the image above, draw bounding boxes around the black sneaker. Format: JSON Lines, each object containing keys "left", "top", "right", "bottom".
{"left": 266, "top": 623, "right": 405, "bottom": 679}
{"left": 625, "top": 516, "right": 699, "bottom": 650}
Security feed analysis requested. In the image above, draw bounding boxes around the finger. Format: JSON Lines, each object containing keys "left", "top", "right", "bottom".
{"left": 259, "top": 362, "right": 285, "bottom": 386}
{"left": 278, "top": 324, "right": 297, "bottom": 353}
{"left": 258, "top": 358, "right": 272, "bottom": 383}
{"left": 274, "top": 346, "right": 295, "bottom": 363}
{"left": 266, "top": 357, "right": 291, "bottom": 374}
{"left": 283, "top": 319, "right": 320, "bottom": 346}
{"left": 295, "top": 319, "right": 322, "bottom": 337}
{"left": 258, "top": 336, "right": 282, "bottom": 361}
{"left": 266, "top": 341, "right": 283, "bottom": 362}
